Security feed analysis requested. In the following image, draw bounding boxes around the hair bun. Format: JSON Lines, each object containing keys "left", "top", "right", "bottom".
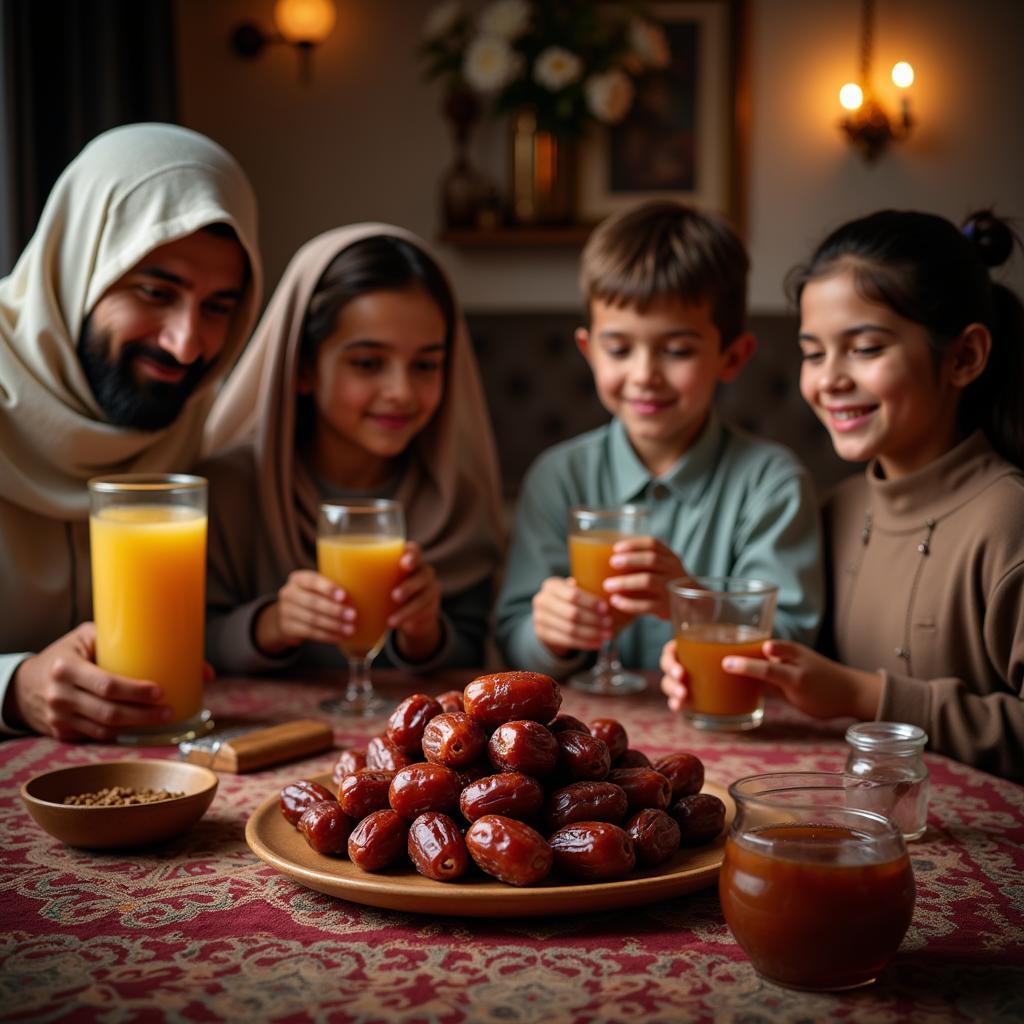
{"left": 962, "top": 210, "right": 1015, "bottom": 268}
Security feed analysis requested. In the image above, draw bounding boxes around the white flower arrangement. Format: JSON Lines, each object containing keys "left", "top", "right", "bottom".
{"left": 420, "top": 0, "right": 670, "bottom": 134}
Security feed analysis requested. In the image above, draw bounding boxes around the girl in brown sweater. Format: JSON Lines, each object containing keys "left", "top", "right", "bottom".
{"left": 661, "top": 210, "right": 1024, "bottom": 781}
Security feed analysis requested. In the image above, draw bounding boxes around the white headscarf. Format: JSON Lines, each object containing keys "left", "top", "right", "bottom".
{"left": 0, "top": 122, "right": 262, "bottom": 519}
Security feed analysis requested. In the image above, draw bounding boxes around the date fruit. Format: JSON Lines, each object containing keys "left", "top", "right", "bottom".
{"left": 421, "top": 712, "right": 487, "bottom": 769}
{"left": 606, "top": 768, "right": 672, "bottom": 812}
{"left": 407, "top": 812, "right": 469, "bottom": 882}
{"left": 615, "top": 748, "right": 652, "bottom": 769}
{"left": 488, "top": 720, "right": 558, "bottom": 777}
{"left": 653, "top": 752, "right": 704, "bottom": 800}
{"left": 670, "top": 793, "right": 726, "bottom": 846}
{"left": 388, "top": 763, "right": 461, "bottom": 820}
{"left": 589, "top": 718, "right": 628, "bottom": 762}
{"left": 545, "top": 781, "right": 628, "bottom": 831}
{"left": 331, "top": 748, "right": 367, "bottom": 786}
{"left": 437, "top": 689, "right": 465, "bottom": 714}
{"left": 548, "top": 713, "right": 590, "bottom": 735}
{"left": 366, "top": 734, "right": 417, "bottom": 772}
{"left": 347, "top": 809, "right": 408, "bottom": 871}
{"left": 280, "top": 779, "right": 336, "bottom": 826}
{"left": 338, "top": 768, "right": 394, "bottom": 820}
{"left": 555, "top": 731, "right": 611, "bottom": 781}
{"left": 464, "top": 671, "right": 561, "bottom": 729}
{"left": 626, "top": 808, "right": 681, "bottom": 867}
{"left": 298, "top": 801, "right": 355, "bottom": 855}
{"left": 465, "top": 815, "right": 553, "bottom": 886}
{"left": 549, "top": 822, "right": 636, "bottom": 882}
{"left": 459, "top": 771, "right": 544, "bottom": 823}
{"left": 386, "top": 693, "right": 442, "bottom": 754}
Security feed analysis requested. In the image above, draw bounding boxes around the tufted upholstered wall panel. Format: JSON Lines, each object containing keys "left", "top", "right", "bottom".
{"left": 467, "top": 312, "right": 857, "bottom": 504}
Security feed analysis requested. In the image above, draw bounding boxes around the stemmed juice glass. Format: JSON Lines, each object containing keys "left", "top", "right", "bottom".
{"left": 567, "top": 504, "right": 649, "bottom": 696}
{"left": 317, "top": 499, "right": 405, "bottom": 717}
{"left": 88, "top": 474, "right": 212, "bottom": 744}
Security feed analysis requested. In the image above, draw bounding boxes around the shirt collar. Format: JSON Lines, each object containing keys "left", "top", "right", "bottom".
{"left": 608, "top": 410, "right": 724, "bottom": 504}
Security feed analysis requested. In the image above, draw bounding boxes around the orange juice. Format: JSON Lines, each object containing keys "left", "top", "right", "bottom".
{"left": 89, "top": 505, "right": 206, "bottom": 723}
{"left": 569, "top": 531, "right": 631, "bottom": 630}
{"left": 676, "top": 623, "right": 768, "bottom": 719}
{"left": 317, "top": 534, "right": 405, "bottom": 659}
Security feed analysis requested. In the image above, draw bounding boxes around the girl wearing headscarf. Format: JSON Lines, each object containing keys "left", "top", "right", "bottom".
{"left": 0, "top": 123, "right": 262, "bottom": 738}
{"left": 201, "top": 224, "right": 504, "bottom": 677}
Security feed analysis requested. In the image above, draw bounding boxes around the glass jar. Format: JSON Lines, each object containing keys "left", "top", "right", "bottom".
{"left": 845, "top": 722, "right": 929, "bottom": 841}
{"left": 721, "top": 772, "right": 915, "bottom": 991}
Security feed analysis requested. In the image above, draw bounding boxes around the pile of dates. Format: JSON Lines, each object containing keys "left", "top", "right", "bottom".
{"left": 279, "top": 671, "right": 726, "bottom": 887}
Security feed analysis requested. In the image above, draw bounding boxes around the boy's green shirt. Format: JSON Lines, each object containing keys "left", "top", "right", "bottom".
{"left": 495, "top": 411, "right": 825, "bottom": 677}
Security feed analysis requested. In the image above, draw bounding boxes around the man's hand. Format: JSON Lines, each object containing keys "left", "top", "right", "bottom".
{"left": 8, "top": 623, "right": 172, "bottom": 741}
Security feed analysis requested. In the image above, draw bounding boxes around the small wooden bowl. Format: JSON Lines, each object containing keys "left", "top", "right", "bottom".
{"left": 20, "top": 759, "right": 218, "bottom": 849}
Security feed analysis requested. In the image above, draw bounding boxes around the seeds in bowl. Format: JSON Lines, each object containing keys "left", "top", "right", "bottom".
{"left": 63, "top": 786, "right": 184, "bottom": 807}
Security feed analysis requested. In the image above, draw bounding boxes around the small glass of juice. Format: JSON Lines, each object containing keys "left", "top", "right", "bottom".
{"left": 668, "top": 576, "right": 777, "bottom": 731}
{"left": 88, "top": 474, "right": 212, "bottom": 744}
{"left": 317, "top": 499, "right": 405, "bottom": 717}
{"left": 720, "top": 771, "right": 916, "bottom": 991}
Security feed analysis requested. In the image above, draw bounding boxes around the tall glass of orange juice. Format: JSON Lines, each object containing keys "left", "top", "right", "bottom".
{"left": 668, "top": 576, "right": 778, "bottom": 731}
{"left": 317, "top": 499, "right": 405, "bottom": 717}
{"left": 88, "top": 474, "right": 211, "bottom": 744}
{"left": 567, "top": 504, "right": 649, "bottom": 696}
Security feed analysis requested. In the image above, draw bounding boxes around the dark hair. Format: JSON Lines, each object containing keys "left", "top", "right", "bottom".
{"left": 787, "top": 209, "right": 1024, "bottom": 468}
{"left": 580, "top": 200, "right": 749, "bottom": 347}
{"left": 202, "top": 221, "right": 240, "bottom": 241}
{"left": 295, "top": 235, "right": 456, "bottom": 443}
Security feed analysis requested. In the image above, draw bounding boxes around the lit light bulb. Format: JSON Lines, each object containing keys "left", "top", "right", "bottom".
{"left": 839, "top": 82, "right": 864, "bottom": 111}
{"left": 273, "top": 0, "right": 337, "bottom": 45}
{"left": 891, "top": 62, "right": 915, "bottom": 89}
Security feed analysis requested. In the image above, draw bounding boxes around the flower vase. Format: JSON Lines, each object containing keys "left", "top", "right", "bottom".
{"left": 510, "top": 109, "right": 576, "bottom": 226}
{"left": 440, "top": 84, "right": 487, "bottom": 229}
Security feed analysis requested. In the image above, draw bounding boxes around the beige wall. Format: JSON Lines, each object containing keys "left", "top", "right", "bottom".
{"left": 176, "top": 0, "right": 1024, "bottom": 312}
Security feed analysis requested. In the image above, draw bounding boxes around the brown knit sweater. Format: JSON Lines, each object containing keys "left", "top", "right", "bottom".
{"left": 824, "top": 432, "right": 1024, "bottom": 782}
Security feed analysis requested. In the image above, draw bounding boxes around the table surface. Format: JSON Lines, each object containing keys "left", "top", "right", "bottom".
{"left": 2, "top": 670, "right": 1022, "bottom": 1024}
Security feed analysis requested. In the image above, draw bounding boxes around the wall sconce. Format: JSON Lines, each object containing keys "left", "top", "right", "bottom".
{"left": 231, "top": 0, "right": 337, "bottom": 83}
{"left": 838, "top": 0, "right": 914, "bottom": 161}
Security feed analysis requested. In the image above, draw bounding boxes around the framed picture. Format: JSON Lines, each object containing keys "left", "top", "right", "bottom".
{"left": 577, "top": 1, "right": 743, "bottom": 224}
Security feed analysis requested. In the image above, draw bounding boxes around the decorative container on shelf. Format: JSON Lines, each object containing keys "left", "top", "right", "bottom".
{"left": 511, "top": 108, "right": 576, "bottom": 225}
{"left": 419, "top": 0, "right": 671, "bottom": 231}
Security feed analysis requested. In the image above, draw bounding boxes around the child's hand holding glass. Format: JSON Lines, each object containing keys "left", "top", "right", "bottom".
{"left": 389, "top": 541, "right": 443, "bottom": 661}
{"left": 659, "top": 636, "right": 883, "bottom": 721}
{"left": 255, "top": 570, "right": 353, "bottom": 654}
{"left": 532, "top": 575, "right": 615, "bottom": 658}
{"left": 601, "top": 537, "right": 686, "bottom": 621}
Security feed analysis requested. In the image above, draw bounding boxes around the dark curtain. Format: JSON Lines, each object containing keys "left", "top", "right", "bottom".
{"left": 1, "top": 0, "right": 178, "bottom": 271}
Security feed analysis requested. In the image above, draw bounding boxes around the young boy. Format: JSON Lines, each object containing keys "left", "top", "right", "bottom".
{"left": 495, "top": 200, "right": 824, "bottom": 679}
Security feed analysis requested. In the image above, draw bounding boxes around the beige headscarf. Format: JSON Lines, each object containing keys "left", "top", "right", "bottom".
{"left": 0, "top": 122, "right": 262, "bottom": 520}
{"left": 204, "top": 224, "right": 504, "bottom": 597}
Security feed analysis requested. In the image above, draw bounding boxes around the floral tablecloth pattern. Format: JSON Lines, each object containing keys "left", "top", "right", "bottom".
{"left": 2, "top": 672, "right": 1022, "bottom": 1024}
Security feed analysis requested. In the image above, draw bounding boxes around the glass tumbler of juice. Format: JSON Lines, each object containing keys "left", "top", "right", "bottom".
{"left": 317, "top": 499, "right": 405, "bottom": 717}
{"left": 88, "top": 474, "right": 211, "bottom": 744}
{"left": 668, "top": 576, "right": 778, "bottom": 731}
{"left": 720, "top": 772, "right": 915, "bottom": 991}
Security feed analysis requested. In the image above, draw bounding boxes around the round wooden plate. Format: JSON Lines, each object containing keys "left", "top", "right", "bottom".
{"left": 246, "top": 773, "right": 734, "bottom": 917}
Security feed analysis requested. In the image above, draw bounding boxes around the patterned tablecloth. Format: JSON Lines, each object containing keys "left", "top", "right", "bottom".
{"left": 2, "top": 670, "right": 1022, "bottom": 1024}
